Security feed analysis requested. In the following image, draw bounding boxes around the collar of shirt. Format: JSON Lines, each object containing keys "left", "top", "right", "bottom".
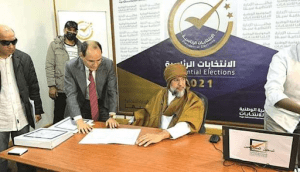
{"left": 0, "top": 54, "right": 12, "bottom": 60}
{"left": 85, "top": 66, "right": 96, "bottom": 86}
{"left": 168, "top": 89, "right": 176, "bottom": 105}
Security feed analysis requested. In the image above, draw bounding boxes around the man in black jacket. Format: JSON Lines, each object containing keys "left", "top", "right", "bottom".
{"left": 0, "top": 25, "right": 44, "bottom": 172}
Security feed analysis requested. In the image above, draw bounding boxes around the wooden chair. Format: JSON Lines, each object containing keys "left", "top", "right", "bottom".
{"left": 116, "top": 111, "right": 134, "bottom": 125}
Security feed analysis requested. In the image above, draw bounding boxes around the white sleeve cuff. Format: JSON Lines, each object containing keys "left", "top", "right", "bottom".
{"left": 268, "top": 92, "right": 289, "bottom": 106}
{"left": 128, "top": 116, "right": 135, "bottom": 124}
{"left": 73, "top": 115, "right": 83, "bottom": 121}
{"left": 166, "top": 122, "right": 191, "bottom": 139}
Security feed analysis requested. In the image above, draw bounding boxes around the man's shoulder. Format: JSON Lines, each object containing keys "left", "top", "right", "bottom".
{"left": 13, "top": 49, "right": 30, "bottom": 59}
{"left": 12, "top": 50, "right": 33, "bottom": 69}
{"left": 102, "top": 56, "right": 113, "bottom": 63}
{"left": 274, "top": 44, "right": 300, "bottom": 61}
{"left": 101, "top": 57, "right": 114, "bottom": 67}
{"left": 76, "top": 39, "right": 82, "bottom": 46}
{"left": 154, "top": 88, "right": 167, "bottom": 97}
{"left": 186, "top": 90, "right": 203, "bottom": 104}
{"left": 53, "top": 36, "right": 64, "bottom": 44}
{"left": 145, "top": 88, "right": 166, "bottom": 100}
{"left": 144, "top": 88, "right": 166, "bottom": 106}
{"left": 187, "top": 90, "right": 198, "bottom": 97}
{"left": 49, "top": 36, "right": 64, "bottom": 48}
{"left": 66, "top": 57, "right": 80, "bottom": 67}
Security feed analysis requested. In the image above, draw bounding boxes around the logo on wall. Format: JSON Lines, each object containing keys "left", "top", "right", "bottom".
{"left": 77, "top": 21, "right": 94, "bottom": 40}
{"left": 168, "top": 0, "right": 233, "bottom": 57}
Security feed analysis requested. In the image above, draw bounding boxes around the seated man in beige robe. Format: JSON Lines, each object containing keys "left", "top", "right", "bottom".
{"left": 133, "top": 63, "right": 205, "bottom": 147}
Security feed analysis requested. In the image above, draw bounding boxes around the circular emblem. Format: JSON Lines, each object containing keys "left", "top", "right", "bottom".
{"left": 77, "top": 21, "right": 93, "bottom": 40}
{"left": 168, "top": 0, "right": 233, "bottom": 57}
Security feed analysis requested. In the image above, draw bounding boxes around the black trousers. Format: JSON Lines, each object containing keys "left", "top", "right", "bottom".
{"left": 53, "top": 93, "right": 67, "bottom": 124}
{"left": 81, "top": 99, "right": 109, "bottom": 122}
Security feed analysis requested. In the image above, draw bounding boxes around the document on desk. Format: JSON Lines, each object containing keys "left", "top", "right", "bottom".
{"left": 49, "top": 117, "right": 94, "bottom": 133}
{"left": 79, "top": 128, "right": 141, "bottom": 145}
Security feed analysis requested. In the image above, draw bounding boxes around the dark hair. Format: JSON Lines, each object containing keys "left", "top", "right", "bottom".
{"left": 64, "top": 21, "right": 78, "bottom": 30}
{"left": 81, "top": 41, "right": 102, "bottom": 57}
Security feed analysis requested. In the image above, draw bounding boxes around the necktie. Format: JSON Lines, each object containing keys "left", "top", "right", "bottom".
{"left": 89, "top": 70, "right": 99, "bottom": 121}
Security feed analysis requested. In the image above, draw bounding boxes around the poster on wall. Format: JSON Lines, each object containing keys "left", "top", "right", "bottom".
{"left": 112, "top": 0, "right": 300, "bottom": 125}
{"left": 57, "top": 11, "right": 109, "bottom": 58}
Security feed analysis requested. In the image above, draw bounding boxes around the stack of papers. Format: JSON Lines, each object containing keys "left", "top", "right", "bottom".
{"left": 49, "top": 117, "right": 93, "bottom": 133}
{"left": 79, "top": 128, "right": 141, "bottom": 145}
{"left": 14, "top": 128, "right": 73, "bottom": 149}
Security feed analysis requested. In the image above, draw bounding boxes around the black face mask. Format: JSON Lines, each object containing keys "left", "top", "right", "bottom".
{"left": 65, "top": 32, "right": 77, "bottom": 41}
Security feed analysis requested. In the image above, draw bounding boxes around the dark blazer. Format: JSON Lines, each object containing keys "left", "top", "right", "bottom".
{"left": 0, "top": 49, "right": 44, "bottom": 128}
{"left": 64, "top": 56, "right": 118, "bottom": 121}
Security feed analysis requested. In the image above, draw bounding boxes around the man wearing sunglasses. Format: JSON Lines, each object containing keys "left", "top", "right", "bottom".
{"left": 45, "top": 21, "right": 82, "bottom": 124}
{"left": 0, "top": 25, "right": 44, "bottom": 172}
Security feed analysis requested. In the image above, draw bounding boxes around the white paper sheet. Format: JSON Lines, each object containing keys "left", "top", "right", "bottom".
{"left": 49, "top": 117, "right": 94, "bottom": 133}
{"left": 79, "top": 128, "right": 141, "bottom": 145}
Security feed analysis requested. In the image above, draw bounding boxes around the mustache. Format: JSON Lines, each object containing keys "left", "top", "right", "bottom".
{"left": 171, "top": 90, "right": 178, "bottom": 96}
{"left": 170, "top": 86, "right": 186, "bottom": 97}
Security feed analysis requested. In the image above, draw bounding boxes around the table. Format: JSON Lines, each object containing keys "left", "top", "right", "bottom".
{"left": 0, "top": 123, "right": 280, "bottom": 172}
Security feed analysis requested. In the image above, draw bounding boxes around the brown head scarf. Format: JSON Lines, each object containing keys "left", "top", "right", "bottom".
{"left": 164, "top": 63, "right": 190, "bottom": 88}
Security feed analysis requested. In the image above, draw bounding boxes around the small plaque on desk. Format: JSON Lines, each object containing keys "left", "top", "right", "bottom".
{"left": 14, "top": 128, "right": 73, "bottom": 149}
{"left": 8, "top": 148, "right": 28, "bottom": 156}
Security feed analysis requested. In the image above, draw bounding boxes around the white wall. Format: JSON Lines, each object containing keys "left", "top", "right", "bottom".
{"left": 55, "top": 0, "right": 114, "bottom": 60}
{"left": 1, "top": 0, "right": 56, "bottom": 128}
{"left": 1, "top": 0, "right": 112, "bottom": 128}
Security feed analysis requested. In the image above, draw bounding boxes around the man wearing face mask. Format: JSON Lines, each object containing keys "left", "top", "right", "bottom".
{"left": 45, "top": 21, "right": 82, "bottom": 124}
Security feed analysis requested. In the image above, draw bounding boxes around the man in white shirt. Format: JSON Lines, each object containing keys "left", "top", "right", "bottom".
{"left": 133, "top": 63, "right": 205, "bottom": 147}
{"left": 264, "top": 44, "right": 300, "bottom": 170}
{"left": 264, "top": 44, "right": 300, "bottom": 133}
{"left": 0, "top": 25, "right": 43, "bottom": 172}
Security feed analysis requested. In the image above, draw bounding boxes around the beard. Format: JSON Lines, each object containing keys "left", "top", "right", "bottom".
{"left": 170, "top": 86, "right": 185, "bottom": 98}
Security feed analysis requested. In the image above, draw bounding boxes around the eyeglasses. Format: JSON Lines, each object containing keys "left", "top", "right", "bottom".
{"left": 0, "top": 39, "right": 18, "bottom": 46}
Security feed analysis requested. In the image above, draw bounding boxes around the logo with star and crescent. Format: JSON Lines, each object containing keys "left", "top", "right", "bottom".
{"left": 168, "top": 0, "right": 234, "bottom": 57}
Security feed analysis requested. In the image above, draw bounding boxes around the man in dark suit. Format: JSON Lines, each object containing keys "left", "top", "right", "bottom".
{"left": 64, "top": 41, "right": 118, "bottom": 133}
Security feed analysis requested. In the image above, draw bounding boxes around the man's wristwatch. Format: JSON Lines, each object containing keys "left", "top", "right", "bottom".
{"left": 109, "top": 113, "right": 116, "bottom": 119}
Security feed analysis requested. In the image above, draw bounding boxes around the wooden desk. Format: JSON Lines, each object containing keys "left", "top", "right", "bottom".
{"left": 0, "top": 123, "right": 279, "bottom": 172}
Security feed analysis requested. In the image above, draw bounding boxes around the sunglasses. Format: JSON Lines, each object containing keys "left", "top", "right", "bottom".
{"left": 0, "top": 39, "right": 18, "bottom": 46}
